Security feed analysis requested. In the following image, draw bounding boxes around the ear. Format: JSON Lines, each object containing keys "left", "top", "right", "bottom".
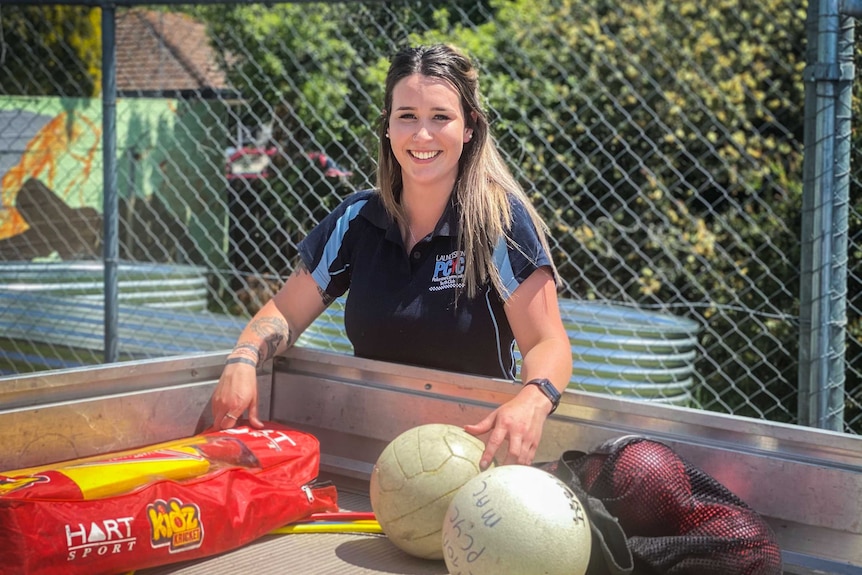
{"left": 464, "top": 111, "right": 480, "bottom": 142}
{"left": 381, "top": 108, "right": 389, "bottom": 138}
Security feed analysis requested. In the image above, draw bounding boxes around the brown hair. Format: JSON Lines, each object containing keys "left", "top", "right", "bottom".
{"left": 376, "top": 44, "right": 555, "bottom": 299}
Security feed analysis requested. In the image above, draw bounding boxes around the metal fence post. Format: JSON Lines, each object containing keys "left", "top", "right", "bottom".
{"left": 799, "top": 0, "right": 853, "bottom": 430}
{"left": 101, "top": 1, "right": 118, "bottom": 363}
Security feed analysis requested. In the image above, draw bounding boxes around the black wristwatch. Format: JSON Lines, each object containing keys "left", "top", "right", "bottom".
{"left": 525, "top": 378, "right": 561, "bottom": 414}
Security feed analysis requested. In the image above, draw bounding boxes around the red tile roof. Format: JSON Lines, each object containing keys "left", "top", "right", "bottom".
{"left": 116, "top": 9, "right": 229, "bottom": 95}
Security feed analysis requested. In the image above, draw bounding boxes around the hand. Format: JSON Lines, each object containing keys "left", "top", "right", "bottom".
{"left": 210, "top": 361, "right": 265, "bottom": 430}
{"left": 464, "top": 385, "right": 552, "bottom": 469}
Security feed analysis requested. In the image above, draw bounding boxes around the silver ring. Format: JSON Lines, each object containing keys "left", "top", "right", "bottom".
{"left": 223, "top": 413, "right": 238, "bottom": 420}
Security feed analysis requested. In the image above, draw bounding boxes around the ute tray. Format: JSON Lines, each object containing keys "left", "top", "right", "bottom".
{"left": 0, "top": 348, "right": 859, "bottom": 574}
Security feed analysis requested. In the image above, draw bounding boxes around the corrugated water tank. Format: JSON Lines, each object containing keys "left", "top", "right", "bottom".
{"left": 559, "top": 300, "right": 700, "bottom": 405}
{"left": 298, "top": 298, "right": 700, "bottom": 405}
{"left": 0, "top": 260, "right": 209, "bottom": 311}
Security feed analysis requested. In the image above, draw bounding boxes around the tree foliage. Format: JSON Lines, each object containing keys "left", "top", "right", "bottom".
{"left": 7, "top": 1, "right": 857, "bottom": 424}
{"left": 0, "top": 6, "right": 101, "bottom": 97}
{"left": 193, "top": 0, "right": 851, "bottom": 422}
{"left": 410, "top": 0, "right": 809, "bottom": 417}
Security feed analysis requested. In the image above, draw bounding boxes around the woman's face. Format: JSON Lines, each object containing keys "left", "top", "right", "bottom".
{"left": 388, "top": 73, "right": 472, "bottom": 192}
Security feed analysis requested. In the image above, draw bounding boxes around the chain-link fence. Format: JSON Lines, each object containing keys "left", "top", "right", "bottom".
{"left": 0, "top": 1, "right": 859, "bottom": 433}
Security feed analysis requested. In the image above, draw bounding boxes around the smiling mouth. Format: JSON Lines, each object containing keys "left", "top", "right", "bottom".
{"left": 410, "top": 150, "right": 440, "bottom": 160}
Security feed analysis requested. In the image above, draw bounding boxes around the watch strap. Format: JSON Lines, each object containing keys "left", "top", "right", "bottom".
{"left": 525, "top": 378, "right": 561, "bottom": 414}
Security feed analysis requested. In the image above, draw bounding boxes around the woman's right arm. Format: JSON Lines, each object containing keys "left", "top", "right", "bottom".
{"left": 210, "top": 262, "right": 332, "bottom": 429}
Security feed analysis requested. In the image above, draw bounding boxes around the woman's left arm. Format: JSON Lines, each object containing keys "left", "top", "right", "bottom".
{"left": 464, "top": 267, "right": 572, "bottom": 468}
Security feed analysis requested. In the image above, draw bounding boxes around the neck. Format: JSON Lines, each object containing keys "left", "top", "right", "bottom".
{"left": 402, "top": 183, "right": 452, "bottom": 233}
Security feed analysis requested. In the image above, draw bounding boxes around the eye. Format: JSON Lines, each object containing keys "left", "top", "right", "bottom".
{"left": 434, "top": 114, "right": 452, "bottom": 121}
{"left": 397, "top": 112, "right": 417, "bottom": 120}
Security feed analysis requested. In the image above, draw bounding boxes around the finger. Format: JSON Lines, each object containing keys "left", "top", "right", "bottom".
{"left": 219, "top": 411, "right": 240, "bottom": 430}
{"left": 518, "top": 441, "right": 538, "bottom": 466}
{"left": 464, "top": 414, "right": 494, "bottom": 437}
{"left": 480, "top": 427, "right": 507, "bottom": 470}
{"left": 248, "top": 402, "right": 265, "bottom": 429}
{"left": 505, "top": 434, "right": 523, "bottom": 466}
{"left": 479, "top": 446, "right": 496, "bottom": 470}
{"left": 211, "top": 387, "right": 231, "bottom": 427}
{"left": 211, "top": 397, "right": 224, "bottom": 425}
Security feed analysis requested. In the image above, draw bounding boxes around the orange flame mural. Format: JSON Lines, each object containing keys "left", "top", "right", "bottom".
{"left": 1, "top": 111, "right": 101, "bottom": 241}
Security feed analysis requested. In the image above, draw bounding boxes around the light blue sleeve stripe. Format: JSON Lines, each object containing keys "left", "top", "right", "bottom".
{"left": 310, "top": 199, "right": 368, "bottom": 289}
{"left": 493, "top": 235, "right": 519, "bottom": 301}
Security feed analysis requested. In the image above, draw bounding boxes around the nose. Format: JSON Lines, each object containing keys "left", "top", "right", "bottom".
{"left": 412, "top": 123, "right": 432, "bottom": 141}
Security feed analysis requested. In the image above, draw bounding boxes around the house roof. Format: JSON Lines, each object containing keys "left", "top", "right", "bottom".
{"left": 116, "top": 9, "right": 233, "bottom": 98}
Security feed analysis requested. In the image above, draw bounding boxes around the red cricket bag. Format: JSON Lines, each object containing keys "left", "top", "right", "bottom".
{"left": 0, "top": 423, "right": 339, "bottom": 575}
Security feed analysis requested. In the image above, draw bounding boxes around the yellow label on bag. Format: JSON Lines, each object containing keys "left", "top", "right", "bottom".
{"left": 58, "top": 446, "right": 210, "bottom": 499}
{"left": 3, "top": 436, "right": 209, "bottom": 478}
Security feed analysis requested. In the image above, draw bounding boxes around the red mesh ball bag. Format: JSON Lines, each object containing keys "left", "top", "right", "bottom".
{"left": 539, "top": 436, "right": 782, "bottom": 575}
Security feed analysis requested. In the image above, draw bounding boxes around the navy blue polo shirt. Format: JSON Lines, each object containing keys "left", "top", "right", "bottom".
{"left": 297, "top": 190, "right": 552, "bottom": 380}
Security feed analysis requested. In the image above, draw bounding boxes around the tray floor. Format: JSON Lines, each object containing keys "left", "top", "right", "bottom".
{"left": 137, "top": 486, "right": 448, "bottom": 575}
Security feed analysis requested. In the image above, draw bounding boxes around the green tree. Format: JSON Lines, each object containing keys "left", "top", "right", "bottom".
{"left": 409, "top": 0, "right": 808, "bottom": 420}
{"left": 189, "top": 3, "right": 370, "bottom": 277}
{"left": 193, "top": 0, "right": 853, "bottom": 424}
{"left": 0, "top": 6, "right": 101, "bottom": 97}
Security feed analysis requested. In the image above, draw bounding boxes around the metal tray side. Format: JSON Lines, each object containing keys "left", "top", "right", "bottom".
{"left": 271, "top": 349, "right": 862, "bottom": 572}
{"left": 1, "top": 347, "right": 860, "bottom": 573}
{"left": 0, "top": 351, "right": 272, "bottom": 470}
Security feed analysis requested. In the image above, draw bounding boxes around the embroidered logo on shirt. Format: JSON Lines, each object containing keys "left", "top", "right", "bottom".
{"left": 430, "top": 251, "right": 466, "bottom": 291}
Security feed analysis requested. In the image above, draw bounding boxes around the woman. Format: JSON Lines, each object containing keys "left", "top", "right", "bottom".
{"left": 212, "top": 44, "right": 572, "bottom": 469}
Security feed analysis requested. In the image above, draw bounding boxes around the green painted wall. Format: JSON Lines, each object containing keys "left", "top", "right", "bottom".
{"left": 0, "top": 96, "right": 229, "bottom": 268}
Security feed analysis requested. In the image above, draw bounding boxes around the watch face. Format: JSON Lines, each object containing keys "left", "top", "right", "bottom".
{"left": 543, "top": 380, "right": 561, "bottom": 401}
{"left": 529, "top": 378, "right": 560, "bottom": 408}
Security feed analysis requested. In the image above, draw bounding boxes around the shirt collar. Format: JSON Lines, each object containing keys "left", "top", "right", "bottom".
{"left": 433, "top": 195, "right": 459, "bottom": 237}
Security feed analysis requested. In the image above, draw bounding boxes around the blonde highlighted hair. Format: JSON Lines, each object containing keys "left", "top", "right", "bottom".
{"left": 376, "top": 44, "right": 556, "bottom": 299}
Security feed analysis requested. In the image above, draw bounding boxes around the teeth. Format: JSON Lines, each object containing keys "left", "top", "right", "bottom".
{"left": 412, "top": 150, "right": 438, "bottom": 160}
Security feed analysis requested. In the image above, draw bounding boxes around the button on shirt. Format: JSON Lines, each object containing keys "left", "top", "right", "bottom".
{"left": 298, "top": 190, "right": 553, "bottom": 380}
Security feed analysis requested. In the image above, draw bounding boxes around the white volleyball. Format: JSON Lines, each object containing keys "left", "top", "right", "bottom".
{"left": 369, "top": 423, "right": 488, "bottom": 559}
{"left": 442, "top": 465, "right": 592, "bottom": 575}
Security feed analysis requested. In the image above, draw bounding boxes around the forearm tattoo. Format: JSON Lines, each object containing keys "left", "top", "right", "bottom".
{"left": 227, "top": 342, "right": 260, "bottom": 367}
{"left": 250, "top": 316, "right": 291, "bottom": 362}
{"left": 318, "top": 285, "right": 335, "bottom": 306}
{"left": 228, "top": 316, "right": 291, "bottom": 366}
{"left": 231, "top": 342, "right": 260, "bottom": 359}
{"left": 224, "top": 356, "right": 257, "bottom": 367}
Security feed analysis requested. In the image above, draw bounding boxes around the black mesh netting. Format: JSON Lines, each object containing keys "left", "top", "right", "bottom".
{"left": 538, "top": 436, "right": 783, "bottom": 575}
